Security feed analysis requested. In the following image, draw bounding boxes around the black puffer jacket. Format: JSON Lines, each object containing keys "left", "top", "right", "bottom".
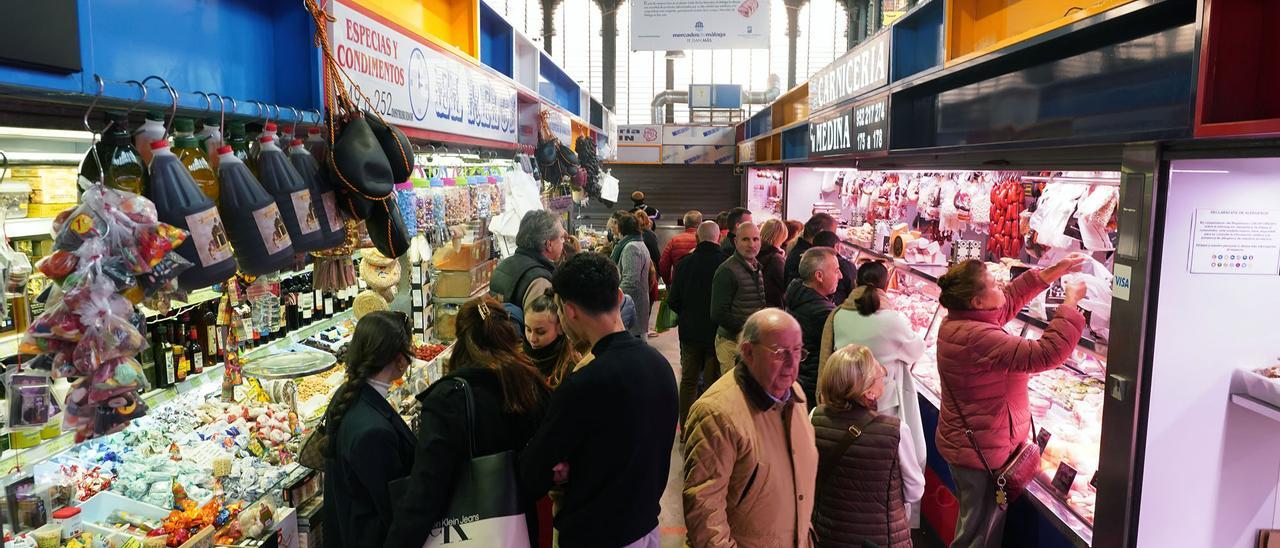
{"left": 812, "top": 406, "right": 911, "bottom": 548}
{"left": 784, "top": 278, "right": 835, "bottom": 406}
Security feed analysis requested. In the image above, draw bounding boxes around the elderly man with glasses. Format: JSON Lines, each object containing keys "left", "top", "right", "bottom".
{"left": 682, "top": 308, "right": 819, "bottom": 548}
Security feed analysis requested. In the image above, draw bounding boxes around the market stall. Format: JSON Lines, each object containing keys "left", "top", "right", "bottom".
{"left": 0, "top": 0, "right": 610, "bottom": 545}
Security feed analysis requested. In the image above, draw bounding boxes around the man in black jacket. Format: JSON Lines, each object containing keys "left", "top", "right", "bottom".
{"left": 783, "top": 246, "right": 841, "bottom": 407}
{"left": 491, "top": 210, "right": 565, "bottom": 311}
{"left": 783, "top": 212, "right": 836, "bottom": 282}
{"left": 813, "top": 230, "right": 857, "bottom": 306}
{"left": 719, "top": 206, "right": 753, "bottom": 257}
{"left": 668, "top": 221, "right": 725, "bottom": 433}
{"left": 521, "top": 253, "right": 678, "bottom": 548}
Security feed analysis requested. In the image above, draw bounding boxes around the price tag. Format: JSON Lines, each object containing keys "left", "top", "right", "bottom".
{"left": 1036, "top": 427, "right": 1052, "bottom": 451}
{"left": 1051, "top": 461, "right": 1078, "bottom": 496}
{"left": 411, "top": 264, "right": 423, "bottom": 284}
{"left": 412, "top": 289, "right": 424, "bottom": 307}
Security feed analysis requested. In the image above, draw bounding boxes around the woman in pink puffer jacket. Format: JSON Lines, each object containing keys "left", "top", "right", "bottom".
{"left": 935, "top": 255, "right": 1087, "bottom": 548}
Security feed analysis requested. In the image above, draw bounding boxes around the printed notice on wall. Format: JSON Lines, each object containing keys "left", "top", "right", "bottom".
{"left": 631, "top": 0, "right": 769, "bottom": 50}
{"left": 1189, "top": 209, "right": 1280, "bottom": 275}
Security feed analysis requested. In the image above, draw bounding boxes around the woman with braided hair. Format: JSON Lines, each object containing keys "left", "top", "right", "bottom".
{"left": 386, "top": 295, "right": 552, "bottom": 548}
{"left": 321, "top": 311, "right": 416, "bottom": 548}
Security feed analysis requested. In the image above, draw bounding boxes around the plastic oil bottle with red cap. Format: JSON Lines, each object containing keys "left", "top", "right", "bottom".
{"left": 148, "top": 138, "right": 237, "bottom": 291}
{"left": 172, "top": 117, "right": 220, "bottom": 207}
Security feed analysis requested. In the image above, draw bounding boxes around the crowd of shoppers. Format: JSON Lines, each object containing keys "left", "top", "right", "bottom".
{"left": 320, "top": 204, "right": 1088, "bottom": 548}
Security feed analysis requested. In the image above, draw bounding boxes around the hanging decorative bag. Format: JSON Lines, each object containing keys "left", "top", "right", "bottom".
{"left": 305, "top": 0, "right": 410, "bottom": 223}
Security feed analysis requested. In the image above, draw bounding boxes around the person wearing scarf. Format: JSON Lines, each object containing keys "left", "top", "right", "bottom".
{"left": 524, "top": 291, "right": 583, "bottom": 388}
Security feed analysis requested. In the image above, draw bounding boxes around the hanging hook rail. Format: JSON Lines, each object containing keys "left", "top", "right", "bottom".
{"left": 139, "top": 75, "right": 179, "bottom": 134}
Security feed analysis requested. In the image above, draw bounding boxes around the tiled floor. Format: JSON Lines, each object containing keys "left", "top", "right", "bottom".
{"left": 645, "top": 326, "right": 945, "bottom": 548}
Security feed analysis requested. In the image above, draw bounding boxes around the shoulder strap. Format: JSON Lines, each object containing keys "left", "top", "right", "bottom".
{"left": 941, "top": 380, "right": 996, "bottom": 478}
{"left": 815, "top": 410, "right": 877, "bottom": 502}
{"left": 450, "top": 378, "right": 477, "bottom": 458}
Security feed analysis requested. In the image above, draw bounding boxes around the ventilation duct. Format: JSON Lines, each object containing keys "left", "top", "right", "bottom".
{"left": 651, "top": 74, "right": 782, "bottom": 124}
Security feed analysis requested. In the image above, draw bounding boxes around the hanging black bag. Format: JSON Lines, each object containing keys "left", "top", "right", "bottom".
{"left": 366, "top": 111, "right": 414, "bottom": 183}
{"left": 366, "top": 198, "right": 409, "bottom": 259}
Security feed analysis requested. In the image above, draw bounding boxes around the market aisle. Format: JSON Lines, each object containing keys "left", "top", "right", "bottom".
{"left": 647, "top": 327, "right": 690, "bottom": 548}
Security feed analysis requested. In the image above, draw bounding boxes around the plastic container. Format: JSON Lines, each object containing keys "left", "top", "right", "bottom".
{"left": 0, "top": 181, "right": 33, "bottom": 218}
{"left": 134, "top": 111, "right": 167, "bottom": 165}
{"left": 250, "top": 122, "right": 280, "bottom": 166}
{"left": 196, "top": 117, "right": 223, "bottom": 169}
{"left": 226, "top": 121, "right": 252, "bottom": 170}
{"left": 304, "top": 127, "right": 327, "bottom": 164}
{"left": 173, "top": 133, "right": 219, "bottom": 206}
{"left": 217, "top": 146, "right": 295, "bottom": 275}
{"left": 257, "top": 137, "right": 324, "bottom": 252}
{"left": 149, "top": 139, "right": 237, "bottom": 290}
{"left": 50, "top": 506, "right": 82, "bottom": 539}
{"left": 288, "top": 140, "right": 347, "bottom": 249}
{"left": 81, "top": 111, "right": 148, "bottom": 197}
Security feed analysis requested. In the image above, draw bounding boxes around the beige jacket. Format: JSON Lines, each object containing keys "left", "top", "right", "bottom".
{"left": 683, "top": 366, "right": 818, "bottom": 548}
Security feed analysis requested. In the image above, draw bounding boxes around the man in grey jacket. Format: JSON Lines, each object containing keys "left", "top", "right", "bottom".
{"left": 709, "top": 222, "right": 765, "bottom": 375}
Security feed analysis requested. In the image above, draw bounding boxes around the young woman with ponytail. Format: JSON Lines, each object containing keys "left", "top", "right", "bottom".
{"left": 321, "top": 311, "right": 416, "bottom": 548}
{"left": 817, "top": 260, "right": 928, "bottom": 526}
{"left": 385, "top": 295, "right": 551, "bottom": 548}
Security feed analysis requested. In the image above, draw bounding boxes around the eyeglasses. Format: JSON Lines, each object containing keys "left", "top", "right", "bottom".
{"left": 760, "top": 344, "right": 808, "bottom": 362}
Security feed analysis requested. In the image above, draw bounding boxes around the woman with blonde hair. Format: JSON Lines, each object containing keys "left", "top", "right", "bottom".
{"left": 758, "top": 218, "right": 789, "bottom": 307}
{"left": 811, "top": 344, "right": 923, "bottom": 548}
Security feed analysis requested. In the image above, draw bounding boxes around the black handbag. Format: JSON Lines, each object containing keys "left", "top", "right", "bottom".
{"left": 400, "top": 378, "right": 532, "bottom": 547}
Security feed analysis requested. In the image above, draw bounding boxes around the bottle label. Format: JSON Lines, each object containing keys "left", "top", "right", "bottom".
{"left": 207, "top": 326, "right": 219, "bottom": 355}
{"left": 253, "top": 203, "right": 293, "bottom": 255}
{"left": 185, "top": 207, "right": 234, "bottom": 267}
{"left": 193, "top": 354, "right": 204, "bottom": 373}
{"left": 291, "top": 190, "right": 321, "bottom": 234}
{"left": 300, "top": 292, "right": 314, "bottom": 319}
{"left": 324, "top": 297, "right": 334, "bottom": 315}
{"left": 321, "top": 191, "right": 343, "bottom": 232}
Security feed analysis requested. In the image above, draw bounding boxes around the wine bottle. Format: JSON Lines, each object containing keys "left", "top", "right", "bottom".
{"left": 187, "top": 327, "right": 204, "bottom": 375}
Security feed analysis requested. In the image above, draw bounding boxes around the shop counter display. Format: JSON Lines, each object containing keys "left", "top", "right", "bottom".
{"left": 0, "top": 311, "right": 356, "bottom": 545}
{"left": 841, "top": 229, "right": 1109, "bottom": 543}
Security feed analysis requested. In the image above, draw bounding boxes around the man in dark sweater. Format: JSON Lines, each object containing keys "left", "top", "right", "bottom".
{"left": 710, "top": 222, "right": 765, "bottom": 375}
{"left": 783, "top": 213, "right": 837, "bottom": 282}
{"left": 719, "top": 206, "right": 753, "bottom": 257}
{"left": 520, "top": 253, "right": 678, "bottom": 548}
{"left": 667, "top": 221, "right": 725, "bottom": 433}
{"left": 783, "top": 246, "right": 841, "bottom": 407}
{"left": 491, "top": 210, "right": 565, "bottom": 311}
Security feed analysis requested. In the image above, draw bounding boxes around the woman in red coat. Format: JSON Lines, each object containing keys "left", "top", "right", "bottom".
{"left": 935, "top": 254, "right": 1087, "bottom": 548}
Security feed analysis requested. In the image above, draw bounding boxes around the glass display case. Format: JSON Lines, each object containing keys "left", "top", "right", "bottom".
{"left": 841, "top": 241, "right": 1106, "bottom": 542}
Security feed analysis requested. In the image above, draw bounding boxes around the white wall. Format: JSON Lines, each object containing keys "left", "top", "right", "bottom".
{"left": 1139, "top": 158, "right": 1280, "bottom": 547}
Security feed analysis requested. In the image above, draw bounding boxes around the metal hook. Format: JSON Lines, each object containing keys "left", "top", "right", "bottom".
{"left": 122, "top": 79, "right": 148, "bottom": 118}
{"left": 252, "top": 100, "right": 266, "bottom": 123}
{"left": 269, "top": 104, "right": 280, "bottom": 126}
{"left": 209, "top": 93, "right": 227, "bottom": 132}
{"left": 288, "top": 106, "right": 302, "bottom": 139}
{"left": 140, "top": 75, "right": 179, "bottom": 134}
{"left": 83, "top": 75, "right": 111, "bottom": 135}
{"left": 195, "top": 91, "right": 212, "bottom": 112}
{"left": 308, "top": 109, "right": 322, "bottom": 125}
{"left": 0, "top": 151, "right": 8, "bottom": 184}
{"left": 83, "top": 75, "right": 111, "bottom": 183}
{"left": 224, "top": 96, "right": 238, "bottom": 119}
